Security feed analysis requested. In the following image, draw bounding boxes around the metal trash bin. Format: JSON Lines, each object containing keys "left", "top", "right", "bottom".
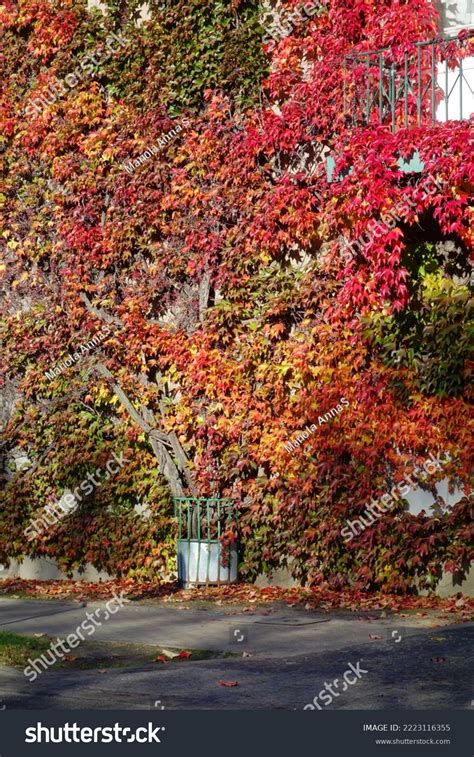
{"left": 174, "top": 498, "right": 238, "bottom": 587}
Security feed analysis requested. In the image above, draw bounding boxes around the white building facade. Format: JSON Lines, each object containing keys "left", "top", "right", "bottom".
{"left": 436, "top": 0, "right": 474, "bottom": 121}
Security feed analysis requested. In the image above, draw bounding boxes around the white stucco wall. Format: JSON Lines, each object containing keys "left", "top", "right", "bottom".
{"left": 86, "top": 0, "right": 151, "bottom": 23}
{"left": 437, "top": 0, "right": 473, "bottom": 33}
{"left": 436, "top": 0, "right": 474, "bottom": 121}
{"left": 405, "top": 480, "right": 468, "bottom": 516}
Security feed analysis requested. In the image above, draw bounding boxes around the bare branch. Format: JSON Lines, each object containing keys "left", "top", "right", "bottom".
{"left": 79, "top": 292, "right": 123, "bottom": 328}
{"left": 95, "top": 362, "right": 196, "bottom": 494}
{"left": 94, "top": 362, "right": 164, "bottom": 437}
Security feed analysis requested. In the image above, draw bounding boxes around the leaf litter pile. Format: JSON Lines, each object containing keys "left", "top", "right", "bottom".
{"left": 0, "top": 578, "right": 472, "bottom": 621}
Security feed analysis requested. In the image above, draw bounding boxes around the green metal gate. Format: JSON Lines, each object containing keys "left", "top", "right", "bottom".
{"left": 174, "top": 497, "right": 238, "bottom": 587}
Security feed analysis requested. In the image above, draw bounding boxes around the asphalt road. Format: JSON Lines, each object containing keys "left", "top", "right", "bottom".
{"left": 0, "top": 598, "right": 472, "bottom": 710}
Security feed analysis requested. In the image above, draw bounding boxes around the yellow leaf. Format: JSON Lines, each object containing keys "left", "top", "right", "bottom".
{"left": 96, "top": 386, "right": 110, "bottom": 402}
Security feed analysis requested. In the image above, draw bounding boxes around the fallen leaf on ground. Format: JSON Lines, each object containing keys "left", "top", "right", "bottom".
{"left": 161, "top": 649, "right": 179, "bottom": 659}
{"left": 218, "top": 681, "right": 239, "bottom": 687}
{"left": 369, "top": 634, "right": 382, "bottom": 639}
{"left": 154, "top": 655, "right": 168, "bottom": 663}
{"left": 63, "top": 655, "right": 77, "bottom": 662}
{"left": 177, "top": 650, "right": 192, "bottom": 659}
{"left": 1, "top": 579, "right": 472, "bottom": 622}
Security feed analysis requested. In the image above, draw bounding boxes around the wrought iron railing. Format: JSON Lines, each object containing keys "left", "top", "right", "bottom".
{"left": 174, "top": 497, "right": 238, "bottom": 585}
{"left": 343, "top": 33, "right": 474, "bottom": 132}
{"left": 174, "top": 497, "right": 235, "bottom": 542}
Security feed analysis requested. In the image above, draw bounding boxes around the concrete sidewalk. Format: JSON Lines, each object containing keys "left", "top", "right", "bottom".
{"left": 0, "top": 597, "right": 461, "bottom": 658}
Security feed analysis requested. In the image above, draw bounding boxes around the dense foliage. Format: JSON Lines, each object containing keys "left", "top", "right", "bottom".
{"left": 0, "top": 0, "right": 472, "bottom": 592}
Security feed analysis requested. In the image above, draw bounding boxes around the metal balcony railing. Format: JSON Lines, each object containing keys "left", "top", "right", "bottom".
{"left": 343, "top": 32, "right": 474, "bottom": 132}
